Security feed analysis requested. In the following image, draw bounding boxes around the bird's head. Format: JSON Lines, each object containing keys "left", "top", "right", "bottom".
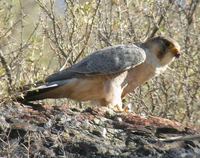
{"left": 144, "top": 36, "right": 181, "bottom": 66}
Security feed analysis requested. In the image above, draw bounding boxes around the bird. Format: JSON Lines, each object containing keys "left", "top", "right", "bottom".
{"left": 18, "top": 36, "right": 180, "bottom": 111}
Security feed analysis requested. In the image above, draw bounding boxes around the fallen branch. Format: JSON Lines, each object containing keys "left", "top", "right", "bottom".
{"left": 159, "top": 134, "right": 200, "bottom": 142}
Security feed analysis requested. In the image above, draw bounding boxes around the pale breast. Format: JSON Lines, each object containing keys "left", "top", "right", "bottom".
{"left": 122, "top": 62, "right": 156, "bottom": 97}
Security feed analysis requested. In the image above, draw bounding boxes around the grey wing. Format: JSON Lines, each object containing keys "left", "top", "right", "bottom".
{"left": 46, "top": 45, "right": 146, "bottom": 82}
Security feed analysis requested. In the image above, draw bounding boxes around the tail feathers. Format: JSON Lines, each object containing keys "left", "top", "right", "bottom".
{"left": 25, "top": 84, "right": 59, "bottom": 101}
{"left": 17, "top": 84, "right": 58, "bottom": 103}
{"left": 17, "top": 80, "right": 69, "bottom": 103}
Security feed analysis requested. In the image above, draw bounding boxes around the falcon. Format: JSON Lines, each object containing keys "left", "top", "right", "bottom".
{"left": 19, "top": 36, "right": 181, "bottom": 111}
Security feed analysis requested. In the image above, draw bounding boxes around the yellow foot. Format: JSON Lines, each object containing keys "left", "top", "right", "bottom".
{"left": 113, "top": 105, "right": 124, "bottom": 113}
{"left": 106, "top": 103, "right": 133, "bottom": 113}
{"left": 123, "top": 103, "right": 132, "bottom": 113}
{"left": 113, "top": 103, "right": 132, "bottom": 113}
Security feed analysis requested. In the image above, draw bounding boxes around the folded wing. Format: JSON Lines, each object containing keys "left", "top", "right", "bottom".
{"left": 46, "top": 44, "right": 146, "bottom": 82}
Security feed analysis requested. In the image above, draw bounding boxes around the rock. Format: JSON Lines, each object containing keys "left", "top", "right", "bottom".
{"left": 93, "top": 118, "right": 100, "bottom": 125}
{"left": 0, "top": 116, "right": 10, "bottom": 130}
{"left": 0, "top": 102, "right": 200, "bottom": 157}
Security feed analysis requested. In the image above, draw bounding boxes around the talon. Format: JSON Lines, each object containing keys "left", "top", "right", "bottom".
{"left": 113, "top": 105, "right": 123, "bottom": 113}
{"left": 123, "top": 103, "right": 132, "bottom": 113}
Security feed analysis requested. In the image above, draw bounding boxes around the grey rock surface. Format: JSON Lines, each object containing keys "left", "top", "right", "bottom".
{"left": 0, "top": 102, "right": 200, "bottom": 158}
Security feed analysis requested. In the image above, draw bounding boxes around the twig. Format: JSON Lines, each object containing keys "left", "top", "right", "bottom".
{"left": 98, "top": 30, "right": 112, "bottom": 46}
{"left": 36, "top": 0, "right": 68, "bottom": 60}
{"left": 147, "top": 1, "right": 174, "bottom": 39}
{"left": 0, "top": 50, "right": 12, "bottom": 94}
{"left": 0, "top": 16, "right": 26, "bottom": 40}
{"left": 73, "top": 0, "right": 101, "bottom": 63}
{"left": 148, "top": 15, "right": 164, "bottom": 39}
{"left": 124, "top": 0, "right": 137, "bottom": 41}
{"left": 187, "top": 0, "right": 199, "bottom": 25}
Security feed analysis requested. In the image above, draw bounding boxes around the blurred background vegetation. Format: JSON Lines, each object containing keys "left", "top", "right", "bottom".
{"left": 0, "top": 0, "right": 199, "bottom": 125}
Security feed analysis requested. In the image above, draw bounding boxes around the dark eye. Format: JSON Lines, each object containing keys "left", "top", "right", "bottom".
{"left": 163, "top": 39, "right": 171, "bottom": 47}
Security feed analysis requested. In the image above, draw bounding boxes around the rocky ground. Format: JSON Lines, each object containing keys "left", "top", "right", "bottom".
{"left": 0, "top": 101, "right": 200, "bottom": 158}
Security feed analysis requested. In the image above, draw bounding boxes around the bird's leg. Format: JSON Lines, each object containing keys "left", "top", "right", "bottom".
{"left": 105, "top": 86, "right": 124, "bottom": 112}
{"left": 103, "top": 78, "right": 132, "bottom": 113}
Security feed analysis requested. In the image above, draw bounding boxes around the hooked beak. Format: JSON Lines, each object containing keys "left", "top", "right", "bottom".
{"left": 175, "top": 53, "right": 180, "bottom": 58}
{"left": 171, "top": 47, "right": 180, "bottom": 59}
